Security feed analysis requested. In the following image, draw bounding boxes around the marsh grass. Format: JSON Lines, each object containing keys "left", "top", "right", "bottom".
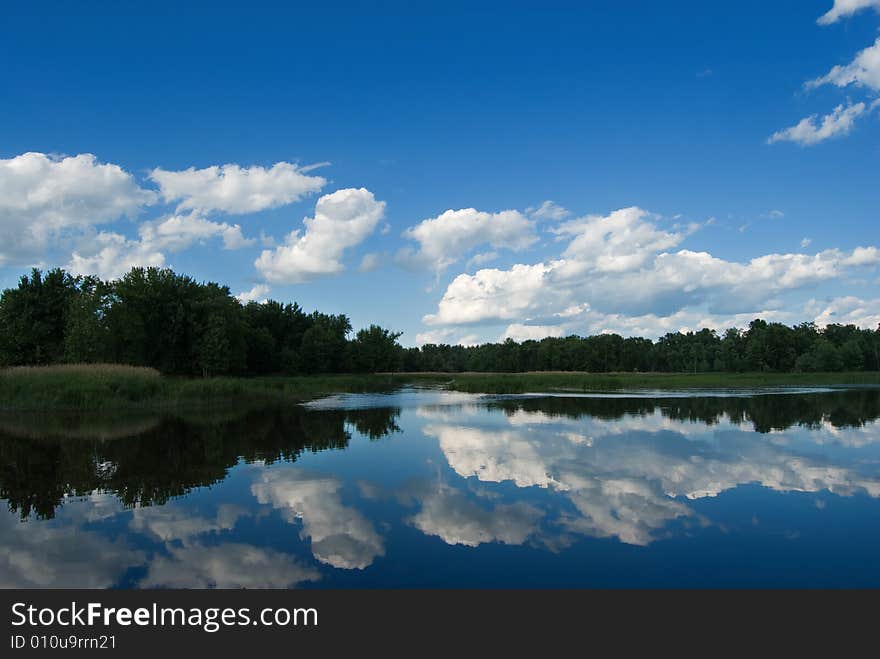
{"left": 435, "top": 371, "right": 880, "bottom": 394}
{"left": 5, "top": 364, "right": 161, "bottom": 377}
{"left": 1, "top": 364, "right": 878, "bottom": 410}
{"left": 0, "top": 364, "right": 163, "bottom": 409}
{"left": 0, "top": 364, "right": 415, "bottom": 411}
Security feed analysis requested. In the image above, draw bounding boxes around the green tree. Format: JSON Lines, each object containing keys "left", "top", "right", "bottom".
{"left": 64, "top": 275, "right": 111, "bottom": 363}
{"left": 196, "top": 315, "right": 232, "bottom": 376}
{"left": 300, "top": 313, "right": 352, "bottom": 373}
{"left": 350, "top": 325, "right": 403, "bottom": 372}
{"left": 0, "top": 268, "right": 80, "bottom": 365}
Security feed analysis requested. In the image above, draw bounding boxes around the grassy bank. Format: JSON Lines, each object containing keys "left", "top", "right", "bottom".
{"left": 432, "top": 371, "right": 880, "bottom": 394}
{"left": 0, "top": 364, "right": 415, "bottom": 411}
{"left": 2, "top": 365, "right": 879, "bottom": 410}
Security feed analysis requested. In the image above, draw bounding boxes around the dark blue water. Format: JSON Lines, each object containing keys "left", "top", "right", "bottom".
{"left": 2, "top": 387, "right": 879, "bottom": 588}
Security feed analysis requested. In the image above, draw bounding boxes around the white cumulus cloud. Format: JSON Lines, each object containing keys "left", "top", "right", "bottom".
{"left": 817, "top": 0, "right": 880, "bottom": 25}
{"left": 251, "top": 466, "right": 385, "bottom": 570}
{"left": 255, "top": 188, "right": 385, "bottom": 284}
{"left": 68, "top": 232, "right": 166, "bottom": 280}
{"left": 140, "top": 543, "right": 320, "bottom": 589}
{"left": 808, "top": 295, "right": 880, "bottom": 329}
{"left": 410, "top": 485, "right": 543, "bottom": 547}
{"left": 422, "top": 205, "right": 880, "bottom": 333}
{"left": 553, "top": 206, "right": 684, "bottom": 272}
{"left": 501, "top": 324, "right": 566, "bottom": 342}
{"left": 768, "top": 102, "right": 867, "bottom": 146}
{"left": 149, "top": 161, "right": 326, "bottom": 214}
{"left": 809, "top": 37, "right": 880, "bottom": 91}
{"left": 68, "top": 212, "right": 255, "bottom": 279}
{"left": 414, "top": 328, "right": 485, "bottom": 346}
{"left": 0, "top": 152, "right": 156, "bottom": 265}
{"left": 398, "top": 207, "right": 537, "bottom": 273}
{"left": 138, "top": 213, "right": 254, "bottom": 251}
{"left": 236, "top": 283, "right": 271, "bottom": 303}
{"left": 425, "top": 262, "right": 554, "bottom": 326}
{"left": 427, "top": 410, "right": 880, "bottom": 546}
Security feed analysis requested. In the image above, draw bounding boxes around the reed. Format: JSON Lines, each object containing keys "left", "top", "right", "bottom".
{"left": 440, "top": 371, "right": 880, "bottom": 393}
{"left": 1, "top": 364, "right": 878, "bottom": 410}
{"left": 0, "top": 364, "right": 415, "bottom": 410}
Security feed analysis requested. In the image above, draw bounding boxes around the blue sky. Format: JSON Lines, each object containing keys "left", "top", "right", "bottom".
{"left": 1, "top": 0, "right": 879, "bottom": 345}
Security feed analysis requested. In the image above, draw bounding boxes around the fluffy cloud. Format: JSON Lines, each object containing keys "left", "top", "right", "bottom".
{"left": 425, "top": 262, "right": 553, "bottom": 326}
{"left": 398, "top": 208, "right": 537, "bottom": 273}
{"left": 0, "top": 506, "right": 144, "bottom": 588}
{"left": 842, "top": 245, "right": 880, "bottom": 265}
{"left": 423, "top": 206, "right": 880, "bottom": 332}
{"left": 500, "top": 295, "right": 880, "bottom": 345}
{"left": 255, "top": 188, "right": 385, "bottom": 284}
{"left": 415, "top": 328, "right": 457, "bottom": 345}
{"left": 10, "top": 495, "right": 318, "bottom": 589}
{"left": 574, "top": 308, "right": 788, "bottom": 340}
{"left": 562, "top": 480, "right": 695, "bottom": 547}
{"left": 138, "top": 213, "right": 253, "bottom": 251}
{"left": 0, "top": 152, "right": 156, "bottom": 265}
{"left": 501, "top": 324, "right": 566, "bottom": 342}
{"left": 554, "top": 207, "right": 684, "bottom": 272}
{"left": 809, "top": 37, "right": 880, "bottom": 92}
{"left": 808, "top": 295, "right": 880, "bottom": 329}
{"left": 427, "top": 407, "right": 880, "bottom": 545}
{"left": 251, "top": 466, "right": 385, "bottom": 570}
{"left": 428, "top": 424, "right": 564, "bottom": 489}
{"left": 410, "top": 486, "right": 543, "bottom": 547}
{"left": 149, "top": 161, "right": 326, "bottom": 214}
{"left": 0, "top": 153, "right": 329, "bottom": 276}
{"left": 773, "top": 3, "right": 880, "bottom": 148}
{"left": 237, "top": 283, "right": 271, "bottom": 303}
{"left": 425, "top": 421, "right": 692, "bottom": 545}
{"left": 129, "top": 503, "right": 246, "bottom": 543}
{"left": 68, "top": 212, "right": 255, "bottom": 279}
{"left": 818, "top": 0, "right": 880, "bottom": 25}
{"left": 140, "top": 543, "right": 320, "bottom": 589}
{"left": 767, "top": 102, "right": 867, "bottom": 146}
{"left": 68, "top": 231, "right": 166, "bottom": 280}
{"left": 414, "top": 328, "right": 483, "bottom": 347}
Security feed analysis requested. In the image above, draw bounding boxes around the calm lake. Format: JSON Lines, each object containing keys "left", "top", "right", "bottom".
{"left": 2, "top": 387, "right": 880, "bottom": 588}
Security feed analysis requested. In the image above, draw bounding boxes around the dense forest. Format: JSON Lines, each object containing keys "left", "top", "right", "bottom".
{"left": 0, "top": 267, "right": 878, "bottom": 375}
{"left": 0, "top": 268, "right": 402, "bottom": 376}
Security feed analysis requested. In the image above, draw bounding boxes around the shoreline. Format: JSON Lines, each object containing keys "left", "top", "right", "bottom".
{"left": 2, "top": 365, "right": 880, "bottom": 411}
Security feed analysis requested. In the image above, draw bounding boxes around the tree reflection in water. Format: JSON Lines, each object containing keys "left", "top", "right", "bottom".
{"left": 0, "top": 405, "right": 401, "bottom": 519}
{"left": 2, "top": 389, "right": 880, "bottom": 588}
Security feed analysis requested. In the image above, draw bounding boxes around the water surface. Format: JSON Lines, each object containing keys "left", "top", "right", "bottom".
{"left": 2, "top": 387, "right": 880, "bottom": 588}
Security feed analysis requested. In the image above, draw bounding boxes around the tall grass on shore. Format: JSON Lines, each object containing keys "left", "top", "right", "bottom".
{"left": 0, "top": 364, "right": 412, "bottom": 411}
{"left": 2, "top": 364, "right": 879, "bottom": 411}
{"left": 437, "top": 371, "right": 880, "bottom": 394}
{"left": 0, "top": 364, "right": 164, "bottom": 410}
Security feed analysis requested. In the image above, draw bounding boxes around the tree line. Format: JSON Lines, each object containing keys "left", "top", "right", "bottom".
{"left": 0, "top": 268, "right": 402, "bottom": 376}
{"left": 0, "top": 267, "right": 878, "bottom": 375}
{"left": 406, "top": 321, "right": 880, "bottom": 373}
